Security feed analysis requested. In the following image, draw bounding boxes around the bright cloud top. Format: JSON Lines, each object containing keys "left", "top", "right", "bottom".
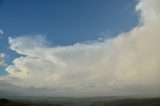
{"left": 1, "top": 0, "right": 160, "bottom": 97}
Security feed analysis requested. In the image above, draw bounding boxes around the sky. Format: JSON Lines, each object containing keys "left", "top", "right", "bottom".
{"left": 0, "top": 0, "right": 139, "bottom": 75}
{"left": 0, "top": 0, "right": 160, "bottom": 97}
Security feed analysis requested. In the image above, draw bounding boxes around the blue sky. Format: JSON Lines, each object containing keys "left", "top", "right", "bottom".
{"left": 0, "top": 0, "right": 138, "bottom": 75}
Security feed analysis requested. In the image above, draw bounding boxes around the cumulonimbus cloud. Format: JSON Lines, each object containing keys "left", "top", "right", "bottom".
{"left": 0, "top": 0, "right": 160, "bottom": 97}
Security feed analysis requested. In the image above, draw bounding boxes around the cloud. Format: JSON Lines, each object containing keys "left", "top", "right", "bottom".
{"left": 0, "top": 28, "right": 3, "bottom": 37}
{"left": 1, "top": 0, "right": 160, "bottom": 97}
{"left": 0, "top": 28, "right": 6, "bottom": 66}
{"left": 0, "top": 53, "right": 6, "bottom": 67}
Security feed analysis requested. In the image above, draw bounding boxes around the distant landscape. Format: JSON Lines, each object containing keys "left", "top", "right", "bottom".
{"left": 1, "top": 97, "right": 160, "bottom": 106}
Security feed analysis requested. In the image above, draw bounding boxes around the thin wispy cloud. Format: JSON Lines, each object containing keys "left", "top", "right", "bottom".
{"left": 0, "top": 29, "right": 3, "bottom": 36}
{"left": 0, "top": 29, "right": 5, "bottom": 66}
{"left": 0, "top": 53, "right": 5, "bottom": 66}
{"left": 0, "top": 0, "right": 160, "bottom": 97}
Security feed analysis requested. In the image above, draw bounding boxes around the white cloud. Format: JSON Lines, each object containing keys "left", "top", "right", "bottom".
{"left": 1, "top": 0, "right": 160, "bottom": 97}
